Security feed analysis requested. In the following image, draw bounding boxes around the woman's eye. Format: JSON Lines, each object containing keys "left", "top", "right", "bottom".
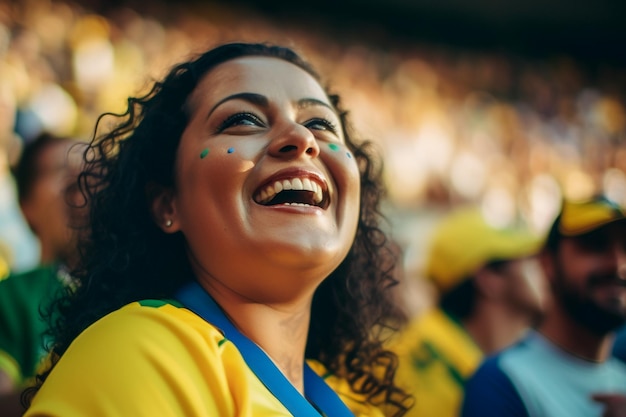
{"left": 304, "top": 118, "right": 338, "bottom": 134}
{"left": 217, "top": 112, "right": 265, "bottom": 132}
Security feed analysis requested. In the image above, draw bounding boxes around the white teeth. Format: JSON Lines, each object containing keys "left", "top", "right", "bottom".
{"left": 314, "top": 187, "right": 323, "bottom": 204}
{"left": 257, "top": 176, "right": 326, "bottom": 204}
{"left": 284, "top": 202, "right": 313, "bottom": 207}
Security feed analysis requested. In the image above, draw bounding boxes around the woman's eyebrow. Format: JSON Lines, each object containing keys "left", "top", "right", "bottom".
{"left": 206, "top": 94, "right": 337, "bottom": 119}
{"left": 297, "top": 98, "right": 338, "bottom": 116}
{"left": 207, "top": 92, "right": 269, "bottom": 119}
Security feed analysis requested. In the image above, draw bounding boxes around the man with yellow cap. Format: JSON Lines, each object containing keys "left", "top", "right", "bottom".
{"left": 390, "top": 206, "right": 548, "bottom": 417}
{"left": 462, "top": 196, "right": 626, "bottom": 417}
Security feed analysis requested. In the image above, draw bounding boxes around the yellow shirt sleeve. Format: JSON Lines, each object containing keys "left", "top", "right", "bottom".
{"left": 25, "top": 301, "right": 385, "bottom": 417}
{"left": 25, "top": 301, "right": 290, "bottom": 417}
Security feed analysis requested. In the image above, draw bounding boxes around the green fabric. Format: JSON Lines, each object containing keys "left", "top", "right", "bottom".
{"left": 0, "top": 265, "right": 65, "bottom": 384}
{"left": 138, "top": 299, "right": 184, "bottom": 308}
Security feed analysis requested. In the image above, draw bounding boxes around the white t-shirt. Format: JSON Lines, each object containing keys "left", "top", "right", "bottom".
{"left": 462, "top": 330, "right": 626, "bottom": 417}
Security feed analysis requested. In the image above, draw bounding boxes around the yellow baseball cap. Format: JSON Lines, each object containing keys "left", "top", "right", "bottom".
{"left": 425, "top": 207, "right": 542, "bottom": 293}
{"left": 556, "top": 196, "right": 626, "bottom": 236}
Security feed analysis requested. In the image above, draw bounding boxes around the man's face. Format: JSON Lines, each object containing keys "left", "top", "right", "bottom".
{"left": 550, "top": 222, "right": 626, "bottom": 335}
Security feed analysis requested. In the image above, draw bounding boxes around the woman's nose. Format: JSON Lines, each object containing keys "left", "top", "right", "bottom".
{"left": 268, "top": 122, "right": 320, "bottom": 159}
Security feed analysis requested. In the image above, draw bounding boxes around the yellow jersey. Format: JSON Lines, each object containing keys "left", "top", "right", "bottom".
{"left": 389, "top": 309, "right": 482, "bottom": 417}
{"left": 26, "top": 300, "right": 384, "bottom": 417}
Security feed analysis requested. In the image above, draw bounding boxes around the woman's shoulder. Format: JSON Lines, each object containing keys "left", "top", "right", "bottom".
{"left": 28, "top": 300, "right": 235, "bottom": 410}
{"left": 27, "top": 300, "right": 267, "bottom": 416}
{"left": 50, "top": 298, "right": 229, "bottom": 372}
{"left": 84, "top": 298, "right": 227, "bottom": 348}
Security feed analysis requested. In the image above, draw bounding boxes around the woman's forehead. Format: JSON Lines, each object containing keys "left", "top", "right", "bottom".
{"left": 190, "top": 56, "right": 329, "bottom": 108}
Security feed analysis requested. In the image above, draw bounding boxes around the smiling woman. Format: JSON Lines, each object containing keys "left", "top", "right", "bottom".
{"left": 21, "top": 43, "right": 412, "bottom": 416}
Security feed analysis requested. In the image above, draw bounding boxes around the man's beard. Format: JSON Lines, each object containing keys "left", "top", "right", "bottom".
{"left": 553, "top": 264, "right": 626, "bottom": 336}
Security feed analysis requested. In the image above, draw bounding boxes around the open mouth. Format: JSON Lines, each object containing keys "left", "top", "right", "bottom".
{"left": 254, "top": 177, "right": 330, "bottom": 209}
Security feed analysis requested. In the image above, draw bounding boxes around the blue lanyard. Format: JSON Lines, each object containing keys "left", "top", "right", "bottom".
{"left": 175, "top": 281, "right": 355, "bottom": 417}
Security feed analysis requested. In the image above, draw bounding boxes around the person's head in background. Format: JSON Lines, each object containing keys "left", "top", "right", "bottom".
{"left": 540, "top": 196, "right": 626, "bottom": 353}
{"left": 427, "top": 207, "right": 547, "bottom": 354}
{"left": 11, "top": 132, "right": 85, "bottom": 268}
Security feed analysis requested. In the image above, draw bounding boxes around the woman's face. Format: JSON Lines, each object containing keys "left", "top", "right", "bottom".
{"left": 163, "top": 56, "right": 361, "bottom": 302}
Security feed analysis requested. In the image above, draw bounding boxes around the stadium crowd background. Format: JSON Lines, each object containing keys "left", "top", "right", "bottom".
{"left": 0, "top": 0, "right": 625, "bottom": 311}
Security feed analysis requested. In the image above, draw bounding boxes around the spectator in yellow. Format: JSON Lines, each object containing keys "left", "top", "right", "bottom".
{"left": 389, "top": 207, "right": 548, "bottom": 417}
{"left": 22, "top": 42, "right": 412, "bottom": 417}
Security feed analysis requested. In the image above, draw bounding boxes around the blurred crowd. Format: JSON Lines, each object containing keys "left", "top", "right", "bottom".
{"left": 0, "top": 0, "right": 625, "bottom": 270}
{"left": 1, "top": 1, "right": 626, "bottom": 416}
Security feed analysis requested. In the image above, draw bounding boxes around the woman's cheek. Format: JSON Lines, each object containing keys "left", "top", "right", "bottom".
{"left": 197, "top": 141, "right": 258, "bottom": 172}
{"left": 321, "top": 142, "right": 360, "bottom": 182}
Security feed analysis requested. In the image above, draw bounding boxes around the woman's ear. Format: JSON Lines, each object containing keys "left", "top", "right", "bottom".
{"left": 146, "top": 182, "right": 179, "bottom": 233}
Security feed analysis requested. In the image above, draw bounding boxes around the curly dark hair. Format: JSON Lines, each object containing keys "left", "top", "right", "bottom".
{"left": 24, "top": 42, "right": 412, "bottom": 415}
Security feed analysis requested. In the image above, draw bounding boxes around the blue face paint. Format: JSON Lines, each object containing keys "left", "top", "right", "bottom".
{"left": 200, "top": 148, "right": 209, "bottom": 159}
{"left": 346, "top": 152, "right": 352, "bottom": 158}
{"left": 328, "top": 143, "right": 340, "bottom": 152}
{"left": 227, "top": 147, "right": 235, "bottom": 154}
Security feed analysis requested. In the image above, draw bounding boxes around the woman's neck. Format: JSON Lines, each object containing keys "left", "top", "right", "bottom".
{"left": 199, "top": 278, "right": 313, "bottom": 393}
{"left": 245, "top": 305, "right": 310, "bottom": 392}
